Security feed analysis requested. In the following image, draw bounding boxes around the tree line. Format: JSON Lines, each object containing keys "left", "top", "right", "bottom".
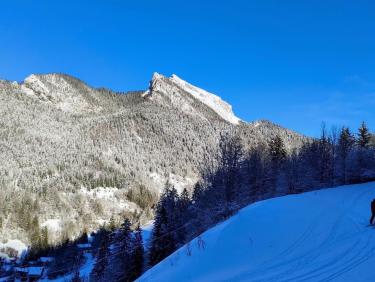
{"left": 147, "top": 121, "right": 375, "bottom": 268}
{"left": 24, "top": 122, "right": 374, "bottom": 281}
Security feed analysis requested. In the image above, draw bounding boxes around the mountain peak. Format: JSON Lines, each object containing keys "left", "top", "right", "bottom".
{"left": 149, "top": 72, "right": 241, "bottom": 125}
{"left": 21, "top": 73, "right": 101, "bottom": 113}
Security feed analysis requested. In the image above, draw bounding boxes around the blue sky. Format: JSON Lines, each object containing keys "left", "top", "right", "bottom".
{"left": 0, "top": 1, "right": 374, "bottom": 136}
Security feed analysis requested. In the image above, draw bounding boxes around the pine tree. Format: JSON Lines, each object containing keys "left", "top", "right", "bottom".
{"left": 337, "top": 127, "right": 355, "bottom": 184}
{"left": 268, "top": 135, "right": 286, "bottom": 191}
{"left": 192, "top": 182, "right": 203, "bottom": 204}
{"left": 246, "top": 146, "right": 267, "bottom": 199}
{"left": 285, "top": 150, "right": 300, "bottom": 194}
{"left": 129, "top": 224, "right": 144, "bottom": 281}
{"left": 269, "top": 135, "right": 287, "bottom": 163}
{"left": 108, "top": 216, "right": 116, "bottom": 231}
{"left": 176, "top": 188, "right": 190, "bottom": 244}
{"left": 318, "top": 125, "right": 334, "bottom": 185}
{"left": 115, "top": 218, "right": 134, "bottom": 282}
{"left": 149, "top": 184, "right": 179, "bottom": 266}
{"left": 77, "top": 228, "right": 89, "bottom": 244}
{"left": 29, "top": 216, "right": 41, "bottom": 252}
{"left": 71, "top": 270, "right": 81, "bottom": 282}
{"left": 40, "top": 226, "right": 49, "bottom": 250}
{"left": 71, "top": 259, "right": 82, "bottom": 282}
{"left": 179, "top": 189, "right": 190, "bottom": 214}
{"left": 92, "top": 232, "right": 110, "bottom": 281}
{"left": 358, "top": 121, "right": 371, "bottom": 148}
{"left": 219, "top": 133, "right": 243, "bottom": 214}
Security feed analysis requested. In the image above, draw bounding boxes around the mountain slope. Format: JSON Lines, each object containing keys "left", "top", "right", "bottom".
{"left": 139, "top": 182, "right": 375, "bottom": 282}
{"left": 0, "top": 72, "right": 307, "bottom": 246}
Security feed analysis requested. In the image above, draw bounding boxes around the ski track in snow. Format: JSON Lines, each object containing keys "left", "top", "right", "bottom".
{"left": 139, "top": 182, "right": 375, "bottom": 282}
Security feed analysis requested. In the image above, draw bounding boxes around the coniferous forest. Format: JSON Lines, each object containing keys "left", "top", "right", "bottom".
{"left": 27, "top": 121, "right": 373, "bottom": 281}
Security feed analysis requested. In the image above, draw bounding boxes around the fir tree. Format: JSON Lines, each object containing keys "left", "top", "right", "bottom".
{"left": 40, "top": 226, "right": 49, "bottom": 250}
{"left": 29, "top": 216, "right": 41, "bottom": 252}
{"left": 77, "top": 228, "right": 89, "bottom": 244}
{"left": 269, "top": 135, "right": 287, "bottom": 163}
{"left": 149, "top": 184, "right": 179, "bottom": 266}
{"left": 108, "top": 216, "right": 116, "bottom": 231}
{"left": 219, "top": 133, "right": 243, "bottom": 213}
{"left": 176, "top": 188, "right": 191, "bottom": 243}
{"left": 115, "top": 218, "right": 133, "bottom": 282}
{"left": 71, "top": 269, "right": 82, "bottom": 282}
{"left": 337, "top": 127, "right": 355, "bottom": 184}
{"left": 318, "top": 125, "right": 334, "bottom": 185}
{"left": 92, "top": 232, "right": 110, "bottom": 281}
{"left": 71, "top": 257, "right": 82, "bottom": 282}
{"left": 246, "top": 146, "right": 268, "bottom": 198}
{"left": 192, "top": 182, "right": 203, "bottom": 204}
{"left": 358, "top": 121, "right": 371, "bottom": 148}
{"left": 268, "top": 135, "right": 287, "bottom": 191}
{"left": 129, "top": 224, "right": 144, "bottom": 281}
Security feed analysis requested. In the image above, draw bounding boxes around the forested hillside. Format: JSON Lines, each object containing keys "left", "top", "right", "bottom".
{"left": 0, "top": 72, "right": 306, "bottom": 252}
{"left": 45, "top": 121, "right": 374, "bottom": 282}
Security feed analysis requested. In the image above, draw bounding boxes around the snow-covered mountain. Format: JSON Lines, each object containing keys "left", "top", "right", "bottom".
{"left": 0, "top": 72, "right": 307, "bottom": 247}
{"left": 139, "top": 182, "right": 375, "bottom": 282}
{"left": 169, "top": 74, "right": 241, "bottom": 124}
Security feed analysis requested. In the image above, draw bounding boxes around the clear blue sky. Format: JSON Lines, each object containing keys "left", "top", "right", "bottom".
{"left": 1, "top": 1, "right": 374, "bottom": 136}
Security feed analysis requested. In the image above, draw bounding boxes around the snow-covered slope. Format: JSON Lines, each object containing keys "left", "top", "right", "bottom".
{"left": 148, "top": 73, "right": 241, "bottom": 124}
{"left": 139, "top": 182, "right": 375, "bottom": 282}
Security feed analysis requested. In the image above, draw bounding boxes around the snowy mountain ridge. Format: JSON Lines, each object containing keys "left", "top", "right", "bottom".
{"left": 147, "top": 73, "right": 241, "bottom": 124}
{"left": 169, "top": 74, "right": 241, "bottom": 124}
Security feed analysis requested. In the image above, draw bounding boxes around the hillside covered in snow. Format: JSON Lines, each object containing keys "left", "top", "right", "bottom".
{"left": 139, "top": 182, "right": 375, "bottom": 282}
{"left": 0, "top": 72, "right": 306, "bottom": 247}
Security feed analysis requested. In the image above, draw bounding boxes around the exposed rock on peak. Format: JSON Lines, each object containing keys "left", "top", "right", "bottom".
{"left": 147, "top": 72, "right": 241, "bottom": 125}
{"left": 21, "top": 73, "right": 102, "bottom": 113}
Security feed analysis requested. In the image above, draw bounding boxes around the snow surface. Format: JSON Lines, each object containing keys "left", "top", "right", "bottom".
{"left": 0, "top": 239, "right": 27, "bottom": 258}
{"left": 139, "top": 182, "right": 375, "bottom": 282}
{"left": 142, "top": 221, "right": 154, "bottom": 249}
{"left": 40, "top": 252, "right": 94, "bottom": 282}
{"left": 41, "top": 219, "right": 62, "bottom": 234}
{"left": 149, "top": 172, "right": 197, "bottom": 194}
{"left": 169, "top": 74, "right": 241, "bottom": 125}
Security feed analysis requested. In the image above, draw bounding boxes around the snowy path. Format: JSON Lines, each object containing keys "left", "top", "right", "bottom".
{"left": 139, "top": 182, "right": 375, "bottom": 282}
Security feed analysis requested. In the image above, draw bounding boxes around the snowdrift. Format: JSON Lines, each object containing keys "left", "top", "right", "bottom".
{"left": 139, "top": 182, "right": 375, "bottom": 282}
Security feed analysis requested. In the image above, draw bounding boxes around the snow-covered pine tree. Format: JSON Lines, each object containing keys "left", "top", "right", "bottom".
{"left": 129, "top": 224, "right": 144, "bottom": 281}
{"left": 115, "top": 218, "right": 133, "bottom": 281}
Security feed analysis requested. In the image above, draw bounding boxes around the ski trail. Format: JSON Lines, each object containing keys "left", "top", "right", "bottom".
{"left": 138, "top": 183, "right": 375, "bottom": 282}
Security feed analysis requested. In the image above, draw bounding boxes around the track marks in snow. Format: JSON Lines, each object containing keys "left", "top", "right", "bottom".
{"left": 138, "top": 183, "right": 375, "bottom": 282}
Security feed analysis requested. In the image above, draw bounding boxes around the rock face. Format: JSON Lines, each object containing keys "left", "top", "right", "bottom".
{"left": 0, "top": 72, "right": 307, "bottom": 245}
{"left": 148, "top": 73, "right": 241, "bottom": 124}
